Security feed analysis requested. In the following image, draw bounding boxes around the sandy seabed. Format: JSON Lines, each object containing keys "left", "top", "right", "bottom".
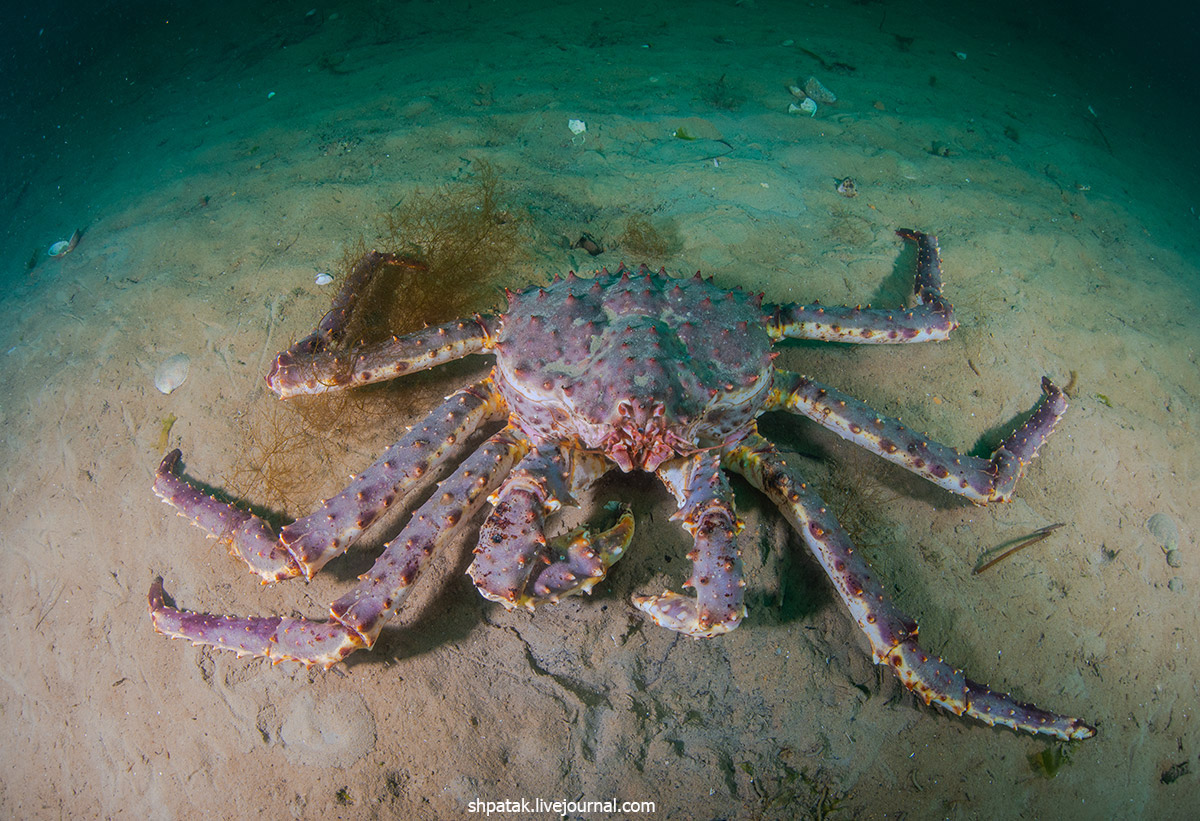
{"left": 1, "top": 1, "right": 1197, "bottom": 818}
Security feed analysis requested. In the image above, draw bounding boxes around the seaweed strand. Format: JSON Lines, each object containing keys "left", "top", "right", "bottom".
{"left": 973, "top": 523, "right": 1065, "bottom": 575}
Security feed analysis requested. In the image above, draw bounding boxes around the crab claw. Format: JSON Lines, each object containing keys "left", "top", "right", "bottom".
{"left": 529, "top": 507, "right": 636, "bottom": 603}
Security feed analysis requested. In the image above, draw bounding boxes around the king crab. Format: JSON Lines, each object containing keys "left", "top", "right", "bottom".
{"left": 149, "top": 229, "right": 1095, "bottom": 740}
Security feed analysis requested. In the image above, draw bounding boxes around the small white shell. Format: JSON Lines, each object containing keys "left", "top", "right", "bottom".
{"left": 154, "top": 354, "right": 191, "bottom": 395}
{"left": 48, "top": 240, "right": 71, "bottom": 257}
{"left": 315, "top": 273, "right": 334, "bottom": 285}
{"left": 567, "top": 118, "right": 587, "bottom": 135}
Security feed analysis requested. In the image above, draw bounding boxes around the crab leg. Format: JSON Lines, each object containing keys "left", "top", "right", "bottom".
{"left": 467, "top": 443, "right": 633, "bottom": 608}
{"left": 634, "top": 451, "right": 746, "bottom": 638}
{"left": 327, "top": 425, "right": 527, "bottom": 646}
{"left": 154, "top": 449, "right": 301, "bottom": 583}
{"left": 153, "top": 378, "right": 506, "bottom": 582}
{"left": 281, "top": 377, "right": 506, "bottom": 577}
{"left": 149, "top": 576, "right": 364, "bottom": 667}
{"left": 725, "top": 432, "right": 1095, "bottom": 740}
{"left": 276, "top": 252, "right": 430, "bottom": 358}
{"left": 149, "top": 426, "right": 528, "bottom": 667}
{"left": 466, "top": 442, "right": 573, "bottom": 604}
{"left": 769, "top": 372, "right": 1067, "bottom": 504}
{"left": 266, "top": 316, "right": 493, "bottom": 398}
{"left": 265, "top": 251, "right": 495, "bottom": 398}
{"left": 768, "top": 229, "right": 957, "bottom": 344}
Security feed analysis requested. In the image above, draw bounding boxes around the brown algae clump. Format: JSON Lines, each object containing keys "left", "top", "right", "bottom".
{"left": 229, "top": 161, "right": 525, "bottom": 515}
{"left": 618, "top": 215, "right": 675, "bottom": 262}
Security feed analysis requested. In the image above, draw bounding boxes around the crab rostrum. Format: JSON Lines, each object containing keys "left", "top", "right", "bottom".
{"left": 149, "top": 229, "right": 1095, "bottom": 741}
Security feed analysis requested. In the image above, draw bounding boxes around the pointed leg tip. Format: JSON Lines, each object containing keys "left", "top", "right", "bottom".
{"left": 158, "top": 449, "right": 182, "bottom": 473}
{"left": 148, "top": 576, "right": 166, "bottom": 610}
{"left": 1071, "top": 721, "right": 1098, "bottom": 740}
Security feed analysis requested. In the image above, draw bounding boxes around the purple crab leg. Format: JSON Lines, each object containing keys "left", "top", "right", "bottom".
{"left": 328, "top": 426, "right": 528, "bottom": 645}
{"left": 635, "top": 451, "right": 746, "bottom": 637}
{"left": 525, "top": 507, "right": 635, "bottom": 605}
{"left": 466, "top": 442, "right": 573, "bottom": 604}
{"left": 149, "top": 576, "right": 365, "bottom": 667}
{"left": 154, "top": 449, "right": 301, "bottom": 583}
{"left": 769, "top": 371, "right": 1067, "bottom": 504}
{"left": 725, "top": 432, "right": 1095, "bottom": 740}
{"left": 265, "top": 251, "right": 496, "bottom": 398}
{"left": 767, "top": 229, "right": 957, "bottom": 344}
{"left": 278, "top": 252, "right": 430, "bottom": 357}
{"left": 149, "top": 426, "right": 529, "bottom": 667}
{"left": 266, "top": 317, "right": 493, "bottom": 398}
{"left": 153, "top": 377, "right": 505, "bottom": 582}
{"left": 522, "top": 447, "right": 633, "bottom": 605}
{"left": 467, "top": 444, "right": 633, "bottom": 607}
{"left": 281, "top": 377, "right": 506, "bottom": 577}
{"left": 270, "top": 252, "right": 429, "bottom": 364}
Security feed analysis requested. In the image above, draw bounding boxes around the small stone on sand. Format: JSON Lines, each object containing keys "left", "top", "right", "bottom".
{"left": 1146, "top": 512, "right": 1178, "bottom": 551}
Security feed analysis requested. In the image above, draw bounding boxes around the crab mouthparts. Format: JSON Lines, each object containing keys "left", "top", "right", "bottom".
{"left": 606, "top": 434, "right": 675, "bottom": 472}
{"left": 604, "top": 402, "right": 679, "bottom": 472}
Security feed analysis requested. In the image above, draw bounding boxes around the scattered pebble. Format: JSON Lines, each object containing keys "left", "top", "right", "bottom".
{"left": 803, "top": 76, "right": 837, "bottom": 104}
{"left": 573, "top": 233, "right": 603, "bottom": 256}
{"left": 836, "top": 177, "right": 858, "bottom": 197}
{"left": 1147, "top": 512, "right": 1182, "bottom": 568}
{"left": 1146, "top": 512, "right": 1179, "bottom": 551}
{"left": 1168, "top": 577, "right": 1184, "bottom": 593}
{"left": 315, "top": 272, "right": 334, "bottom": 285}
{"left": 154, "top": 353, "right": 190, "bottom": 395}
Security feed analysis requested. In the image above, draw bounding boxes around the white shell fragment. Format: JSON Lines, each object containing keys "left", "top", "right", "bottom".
{"left": 567, "top": 118, "right": 587, "bottom": 135}
{"left": 154, "top": 353, "right": 191, "bottom": 395}
{"left": 315, "top": 273, "right": 334, "bottom": 285}
{"left": 789, "top": 98, "right": 818, "bottom": 117}
{"left": 48, "top": 228, "right": 82, "bottom": 258}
